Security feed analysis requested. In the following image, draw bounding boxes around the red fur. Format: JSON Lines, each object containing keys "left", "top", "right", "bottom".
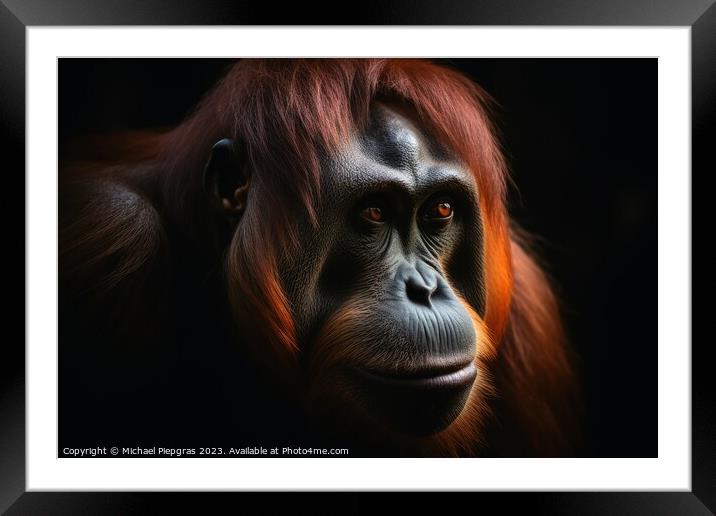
{"left": 61, "top": 59, "right": 579, "bottom": 455}
{"left": 484, "top": 229, "right": 581, "bottom": 455}
{"left": 152, "top": 59, "right": 513, "bottom": 361}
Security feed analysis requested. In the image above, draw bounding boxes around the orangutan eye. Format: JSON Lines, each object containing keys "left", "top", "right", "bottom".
{"left": 361, "top": 206, "right": 385, "bottom": 223}
{"left": 424, "top": 199, "right": 454, "bottom": 222}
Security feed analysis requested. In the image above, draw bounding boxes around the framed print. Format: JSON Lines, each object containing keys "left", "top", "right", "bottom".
{"left": 2, "top": 0, "right": 711, "bottom": 513}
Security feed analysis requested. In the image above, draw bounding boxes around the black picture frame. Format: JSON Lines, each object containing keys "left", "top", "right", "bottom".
{"left": 2, "top": 1, "right": 711, "bottom": 513}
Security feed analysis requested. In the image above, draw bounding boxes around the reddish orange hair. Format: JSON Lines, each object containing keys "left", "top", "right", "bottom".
{"left": 154, "top": 59, "right": 513, "bottom": 365}
{"left": 60, "top": 59, "right": 578, "bottom": 455}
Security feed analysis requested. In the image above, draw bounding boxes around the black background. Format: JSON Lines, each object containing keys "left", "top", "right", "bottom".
{"left": 58, "top": 58, "right": 656, "bottom": 458}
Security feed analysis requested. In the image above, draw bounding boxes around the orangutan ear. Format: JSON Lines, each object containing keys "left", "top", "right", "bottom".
{"left": 203, "top": 138, "right": 250, "bottom": 219}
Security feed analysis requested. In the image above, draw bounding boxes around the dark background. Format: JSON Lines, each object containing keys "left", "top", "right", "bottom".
{"left": 58, "top": 58, "right": 656, "bottom": 458}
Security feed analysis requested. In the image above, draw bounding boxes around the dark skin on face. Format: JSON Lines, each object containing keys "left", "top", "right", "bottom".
{"left": 60, "top": 60, "right": 578, "bottom": 457}
{"left": 207, "top": 102, "right": 487, "bottom": 437}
